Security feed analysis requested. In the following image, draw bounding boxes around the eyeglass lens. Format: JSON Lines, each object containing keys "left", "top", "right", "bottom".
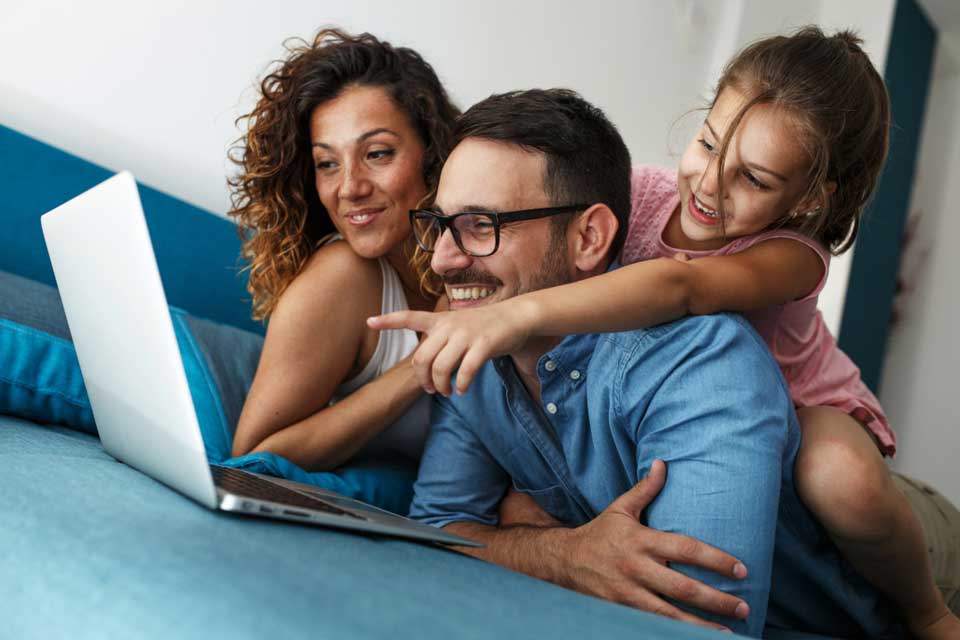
{"left": 415, "top": 213, "right": 497, "bottom": 256}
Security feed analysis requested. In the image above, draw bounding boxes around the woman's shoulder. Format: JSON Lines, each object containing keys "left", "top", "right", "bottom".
{"left": 279, "top": 239, "right": 383, "bottom": 315}
{"left": 297, "top": 240, "right": 381, "bottom": 281}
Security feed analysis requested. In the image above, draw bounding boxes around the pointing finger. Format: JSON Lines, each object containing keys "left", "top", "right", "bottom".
{"left": 368, "top": 310, "right": 437, "bottom": 333}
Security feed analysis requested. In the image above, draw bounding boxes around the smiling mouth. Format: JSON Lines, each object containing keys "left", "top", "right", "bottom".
{"left": 692, "top": 195, "right": 719, "bottom": 219}
{"left": 448, "top": 286, "right": 495, "bottom": 301}
{"left": 345, "top": 208, "right": 385, "bottom": 224}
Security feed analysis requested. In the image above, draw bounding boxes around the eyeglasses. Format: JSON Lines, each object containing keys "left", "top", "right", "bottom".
{"left": 409, "top": 204, "right": 587, "bottom": 257}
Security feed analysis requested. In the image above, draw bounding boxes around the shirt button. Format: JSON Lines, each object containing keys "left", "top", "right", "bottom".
{"left": 570, "top": 370, "right": 581, "bottom": 381}
{"left": 544, "top": 360, "right": 557, "bottom": 372}
{"left": 546, "top": 402, "right": 558, "bottom": 415}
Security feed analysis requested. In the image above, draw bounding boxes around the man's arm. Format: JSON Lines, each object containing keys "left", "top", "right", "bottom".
{"left": 412, "top": 378, "right": 750, "bottom": 631}
{"left": 442, "top": 461, "right": 750, "bottom": 632}
{"left": 408, "top": 394, "right": 513, "bottom": 530}
{"left": 621, "top": 315, "right": 794, "bottom": 636}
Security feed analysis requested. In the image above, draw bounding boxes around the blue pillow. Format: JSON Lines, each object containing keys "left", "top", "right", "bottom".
{"left": 0, "top": 270, "right": 418, "bottom": 514}
{"left": 0, "top": 124, "right": 264, "bottom": 336}
{"left": 221, "top": 452, "right": 417, "bottom": 516}
{"left": 0, "top": 270, "right": 262, "bottom": 461}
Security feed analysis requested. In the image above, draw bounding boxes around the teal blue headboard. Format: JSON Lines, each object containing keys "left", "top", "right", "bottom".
{"left": 0, "top": 124, "right": 263, "bottom": 336}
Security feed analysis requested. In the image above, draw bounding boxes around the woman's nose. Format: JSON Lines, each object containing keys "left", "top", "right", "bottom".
{"left": 340, "top": 160, "right": 373, "bottom": 200}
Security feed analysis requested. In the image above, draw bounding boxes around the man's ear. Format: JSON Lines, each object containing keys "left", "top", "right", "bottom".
{"left": 570, "top": 204, "right": 618, "bottom": 273}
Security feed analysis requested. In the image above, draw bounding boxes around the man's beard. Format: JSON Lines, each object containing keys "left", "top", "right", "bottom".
{"left": 519, "top": 221, "right": 572, "bottom": 295}
{"left": 441, "top": 221, "right": 572, "bottom": 296}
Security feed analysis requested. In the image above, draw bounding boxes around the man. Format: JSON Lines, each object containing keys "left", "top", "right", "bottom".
{"left": 386, "top": 89, "right": 899, "bottom": 637}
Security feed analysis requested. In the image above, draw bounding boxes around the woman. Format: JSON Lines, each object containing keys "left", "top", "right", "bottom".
{"left": 228, "top": 28, "right": 458, "bottom": 470}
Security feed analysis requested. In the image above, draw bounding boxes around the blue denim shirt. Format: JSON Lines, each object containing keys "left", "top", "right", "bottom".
{"left": 409, "top": 312, "right": 899, "bottom": 637}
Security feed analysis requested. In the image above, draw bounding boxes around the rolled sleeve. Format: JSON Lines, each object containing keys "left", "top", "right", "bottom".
{"left": 408, "top": 395, "right": 509, "bottom": 529}
{"left": 622, "top": 315, "right": 794, "bottom": 636}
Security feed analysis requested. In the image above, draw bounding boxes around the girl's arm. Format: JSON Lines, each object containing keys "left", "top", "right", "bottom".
{"left": 539, "top": 238, "right": 823, "bottom": 333}
{"left": 368, "top": 238, "right": 823, "bottom": 396}
{"left": 231, "top": 242, "right": 424, "bottom": 471}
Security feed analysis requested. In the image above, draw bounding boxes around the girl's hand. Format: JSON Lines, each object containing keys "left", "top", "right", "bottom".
{"left": 368, "top": 298, "right": 536, "bottom": 395}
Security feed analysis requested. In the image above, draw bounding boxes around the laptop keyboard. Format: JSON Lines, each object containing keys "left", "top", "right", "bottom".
{"left": 210, "top": 465, "right": 365, "bottom": 520}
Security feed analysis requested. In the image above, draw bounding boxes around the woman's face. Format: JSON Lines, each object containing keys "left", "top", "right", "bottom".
{"left": 675, "top": 86, "right": 814, "bottom": 249}
{"left": 309, "top": 84, "right": 427, "bottom": 259}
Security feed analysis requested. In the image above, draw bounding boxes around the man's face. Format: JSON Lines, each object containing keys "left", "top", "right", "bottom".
{"left": 430, "top": 138, "right": 573, "bottom": 310}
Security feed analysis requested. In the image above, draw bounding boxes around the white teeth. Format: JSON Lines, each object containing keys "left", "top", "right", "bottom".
{"left": 450, "top": 287, "right": 493, "bottom": 300}
{"left": 694, "top": 197, "right": 718, "bottom": 218}
{"left": 350, "top": 214, "right": 371, "bottom": 222}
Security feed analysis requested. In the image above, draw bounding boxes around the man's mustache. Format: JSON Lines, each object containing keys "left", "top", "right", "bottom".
{"left": 442, "top": 267, "right": 503, "bottom": 288}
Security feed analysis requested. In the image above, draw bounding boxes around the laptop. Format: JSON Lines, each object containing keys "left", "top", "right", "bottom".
{"left": 40, "top": 171, "right": 478, "bottom": 548}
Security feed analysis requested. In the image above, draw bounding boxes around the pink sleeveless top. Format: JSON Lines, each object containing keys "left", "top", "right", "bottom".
{"left": 622, "top": 165, "right": 896, "bottom": 455}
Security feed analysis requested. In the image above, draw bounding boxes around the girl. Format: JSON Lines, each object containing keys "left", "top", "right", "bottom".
{"left": 371, "top": 27, "right": 958, "bottom": 637}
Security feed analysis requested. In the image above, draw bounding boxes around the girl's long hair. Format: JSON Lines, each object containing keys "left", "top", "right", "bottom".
{"left": 711, "top": 26, "right": 891, "bottom": 254}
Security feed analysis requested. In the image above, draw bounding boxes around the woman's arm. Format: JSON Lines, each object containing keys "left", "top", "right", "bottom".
{"left": 369, "top": 238, "right": 824, "bottom": 395}
{"left": 231, "top": 242, "right": 425, "bottom": 470}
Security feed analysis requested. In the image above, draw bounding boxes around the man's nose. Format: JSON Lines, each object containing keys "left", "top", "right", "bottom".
{"left": 340, "top": 159, "right": 373, "bottom": 200}
{"left": 430, "top": 225, "right": 473, "bottom": 277}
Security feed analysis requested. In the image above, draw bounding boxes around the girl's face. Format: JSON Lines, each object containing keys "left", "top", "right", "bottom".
{"left": 310, "top": 84, "right": 427, "bottom": 260}
{"left": 675, "top": 87, "right": 815, "bottom": 250}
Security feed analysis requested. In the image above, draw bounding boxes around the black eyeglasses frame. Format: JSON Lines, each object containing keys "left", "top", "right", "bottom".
{"left": 409, "top": 204, "right": 588, "bottom": 257}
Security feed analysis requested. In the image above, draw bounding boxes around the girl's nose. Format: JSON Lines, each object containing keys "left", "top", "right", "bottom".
{"left": 698, "top": 158, "right": 721, "bottom": 198}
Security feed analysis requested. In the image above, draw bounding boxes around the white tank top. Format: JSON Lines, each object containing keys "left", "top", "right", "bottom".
{"left": 330, "top": 254, "right": 431, "bottom": 460}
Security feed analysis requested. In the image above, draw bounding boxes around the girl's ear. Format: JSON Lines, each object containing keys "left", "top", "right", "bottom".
{"left": 571, "top": 204, "right": 619, "bottom": 272}
{"left": 793, "top": 181, "right": 837, "bottom": 218}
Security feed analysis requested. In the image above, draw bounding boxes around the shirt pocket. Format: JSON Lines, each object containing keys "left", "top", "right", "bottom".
{"left": 511, "top": 477, "right": 576, "bottom": 525}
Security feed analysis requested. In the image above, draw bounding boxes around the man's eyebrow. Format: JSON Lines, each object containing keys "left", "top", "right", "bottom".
{"left": 458, "top": 204, "right": 500, "bottom": 214}
{"left": 311, "top": 127, "right": 400, "bottom": 150}
{"left": 704, "top": 119, "right": 788, "bottom": 182}
{"left": 433, "top": 204, "right": 500, "bottom": 216}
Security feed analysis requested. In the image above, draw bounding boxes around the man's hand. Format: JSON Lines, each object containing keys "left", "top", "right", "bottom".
{"left": 368, "top": 297, "right": 538, "bottom": 395}
{"left": 446, "top": 461, "right": 750, "bottom": 631}
{"left": 561, "top": 460, "right": 750, "bottom": 629}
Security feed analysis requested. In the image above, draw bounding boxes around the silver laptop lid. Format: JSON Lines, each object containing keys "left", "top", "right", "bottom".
{"left": 41, "top": 172, "right": 218, "bottom": 508}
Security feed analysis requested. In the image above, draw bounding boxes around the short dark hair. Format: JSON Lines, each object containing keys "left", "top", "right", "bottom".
{"left": 450, "top": 88, "right": 632, "bottom": 258}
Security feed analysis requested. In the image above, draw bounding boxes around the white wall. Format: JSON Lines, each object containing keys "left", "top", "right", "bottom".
{"left": 0, "top": 0, "right": 895, "bottom": 335}
{"left": 882, "top": 48, "right": 960, "bottom": 504}
{"left": 0, "top": 0, "right": 726, "bottom": 215}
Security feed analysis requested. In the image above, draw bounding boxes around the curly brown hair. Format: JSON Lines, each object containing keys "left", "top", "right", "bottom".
{"left": 710, "top": 26, "right": 891, "bottom": 255}
{"left": 228, "top": 28, "right": 459, "bottom": 321}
